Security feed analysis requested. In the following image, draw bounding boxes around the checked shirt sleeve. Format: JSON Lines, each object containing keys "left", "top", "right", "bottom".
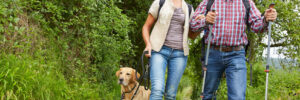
{"left": 190, "top": 0, "right": 208, "bottom": 32}
{"left": 248, "top": 0, "right": 268, "bottom": 33}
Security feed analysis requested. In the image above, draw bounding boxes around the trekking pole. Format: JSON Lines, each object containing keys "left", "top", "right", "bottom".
{"left": 265, "top": 3, "right": 275, "bottom": 100}
{"left": 200, "top": 9, "right": 215, "bottom": 99}
{"left": 250, "top": 62, "right": 253, "bottom": 86}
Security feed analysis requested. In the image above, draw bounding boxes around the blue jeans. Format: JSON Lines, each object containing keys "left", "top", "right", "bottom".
{"left": 203, "top": 47, "right": 247, "bottom": 100}
{"left": 150, "top": 46, "right": 188, "bottom": 100}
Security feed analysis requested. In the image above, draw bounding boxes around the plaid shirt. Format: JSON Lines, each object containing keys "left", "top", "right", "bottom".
{"left": 190, "top": 0, "right": 268, "bottom": 46}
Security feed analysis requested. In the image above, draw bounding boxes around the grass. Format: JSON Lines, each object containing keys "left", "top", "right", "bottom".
{"left": 0, "top": 54, "right": 298, "bottom": 99}
{"left": 177, "top": 74, "right": 194, "bottom": 100}
{"left": 0, "top": 54, "right": 69, "bottom": 99}
{"left": 0, "top": 54, "right": 121, "bottom": 100}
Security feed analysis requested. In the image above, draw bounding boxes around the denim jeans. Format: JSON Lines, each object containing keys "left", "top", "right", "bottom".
{"left": 203, "top": 47, "right": 247, "bottom": 100}
{"left": 149, "top": 46, "right": 188, "bottom": 100}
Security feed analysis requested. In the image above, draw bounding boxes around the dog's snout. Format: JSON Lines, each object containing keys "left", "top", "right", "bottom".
{"left": 119, "top": 78, "right": 124, "bottom": 82}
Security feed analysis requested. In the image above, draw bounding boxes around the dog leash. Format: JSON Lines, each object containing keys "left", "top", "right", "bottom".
{"left": 135, "top": 51, "right": 150, "bottom": 90}
{"left": 126, "top": 51, "right": 150, "bottom": 100}
{"left": 130, "top": 84, "right": 141, "bottom": 100}
{"left": 141, "top": 51, "right": 150, "bottom": 90}
{"left": 120, "top": 84, "right": 137, "bottom": 100}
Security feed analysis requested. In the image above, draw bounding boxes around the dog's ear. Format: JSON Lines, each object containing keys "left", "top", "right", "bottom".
{"left": 131, "top": 69, "right": 140, "bottom": 82}
{"left": 116, "top": 69, "right": 121, "bottom": 78}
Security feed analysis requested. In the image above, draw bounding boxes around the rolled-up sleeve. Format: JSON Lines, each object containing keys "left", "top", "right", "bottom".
{"left": 190, "top": 0, "right": 208, "bottom": 32}
{"left": 148, "top": 0, "right": 160, "bottom": 19}
{"left": 248, "top": 0, "right": 268, "bottom": 33}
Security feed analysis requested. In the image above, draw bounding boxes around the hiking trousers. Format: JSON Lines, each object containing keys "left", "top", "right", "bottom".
{"left": 149, "top": 45, "right": 188, "bottom": 100}
{"left": 203, "top": 47, "right": 247, "bottom": 100}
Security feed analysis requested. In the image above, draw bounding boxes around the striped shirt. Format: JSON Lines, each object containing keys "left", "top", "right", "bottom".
{"left": 190, "top": 0, "right": 268, "bottom": 46}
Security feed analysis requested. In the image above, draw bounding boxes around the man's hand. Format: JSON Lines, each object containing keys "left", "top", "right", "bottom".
{"left": 195, "top": 14, "right": 205, "bottom": 20}
{"left": 205, "top": 11, "right": 217, "bottom": 24}
{"left": 264, "top": 8, "right": 277, "bottom": 22}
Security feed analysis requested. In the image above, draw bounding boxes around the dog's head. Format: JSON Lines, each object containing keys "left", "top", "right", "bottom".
{"left": 116, "top": 67, "right": 140, "bottom": 86}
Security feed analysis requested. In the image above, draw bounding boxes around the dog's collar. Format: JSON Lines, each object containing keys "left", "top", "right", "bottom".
{"left": 121, "top": 83, "right": 137, "bottom": 100}
{"left": 122, "top": 83, "right": 137, "bottom": 93}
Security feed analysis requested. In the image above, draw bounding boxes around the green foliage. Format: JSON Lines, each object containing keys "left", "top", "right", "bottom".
{"left": 256, "top": 0, "right": 300, "bottom": 63}
{"left": 115, "top": 0, "right": 153, "bottom": 66}
{"left": 0, "top": 0, "right": 132, "bottom": 99}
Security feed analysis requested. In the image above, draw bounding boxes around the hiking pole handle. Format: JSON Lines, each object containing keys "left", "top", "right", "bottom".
{"left": 269, "top": 3, "right": 275, "bottom": 9}
{"left": 207, "top": 9, "right": 216, "bottom": 25}
{"left": 267, "top": 3, "right": 275, "bottom": 24}
{"left": 211, "top": 9, "right": 216, "bottom": 13}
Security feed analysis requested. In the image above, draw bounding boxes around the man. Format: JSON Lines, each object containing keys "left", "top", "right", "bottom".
{"left": 190, "top": 0, "right": 277, "bottom": 99}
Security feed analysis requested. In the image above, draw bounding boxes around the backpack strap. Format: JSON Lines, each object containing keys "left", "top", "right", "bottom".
{"left": 243, "top": 0, "right": 251, "bottom": 32}
{"left": 242, "top": 0, "right": 251, "bottom": 57}
{"left": 157, "top": 0, "right": 193, "bottom": 18}
{"left": 205, "top": 0, "right": 215, "bottom": 15}
{"left": 157, "top": 0, "right": 165, "bottom": 19}
{"left": 187, "top": 4, "right": 193, "bottom": 18}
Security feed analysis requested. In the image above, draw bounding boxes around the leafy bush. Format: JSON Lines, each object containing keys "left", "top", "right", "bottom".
{"left": 0, "top": 0, "right": 132, "bottom": 99}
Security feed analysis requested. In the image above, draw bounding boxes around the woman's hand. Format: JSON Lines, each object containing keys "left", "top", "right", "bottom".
{"left": 144, "top": 44, "right": 152, "bottom": 57}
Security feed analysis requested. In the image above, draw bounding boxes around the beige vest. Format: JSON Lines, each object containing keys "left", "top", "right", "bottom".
{"left": 148, "top": 0, "right": 194, "bottom": 56}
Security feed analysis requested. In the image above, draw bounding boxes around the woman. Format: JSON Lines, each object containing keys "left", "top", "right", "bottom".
{"left": 142, "top": 0, "right": 198, "bottom": 99}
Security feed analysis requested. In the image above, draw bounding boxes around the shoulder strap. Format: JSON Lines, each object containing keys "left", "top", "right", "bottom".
{"left": 243, "top": 0, "right": 251, "bottom": 29}
{"left": 187, "top": 4, "right": 193, "bottom": 18}
{"left": 157, "top": 0, "right": 193, "bottom": 18}
{"left": 157, "top": 0, "right": 165, "bottom": 19}
{"left": 158, "top": 0, "right": 192, "bottom": 18}
{"left": 242, "top": 0, "right": 252, "bottom": 60}
{"left": 205, "top": 0, "right": 215, "bottom": 15}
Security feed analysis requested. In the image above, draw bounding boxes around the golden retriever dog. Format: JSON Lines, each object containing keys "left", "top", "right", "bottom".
{"left": 116, "top": 67, "right": 151, "bottom": 100}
